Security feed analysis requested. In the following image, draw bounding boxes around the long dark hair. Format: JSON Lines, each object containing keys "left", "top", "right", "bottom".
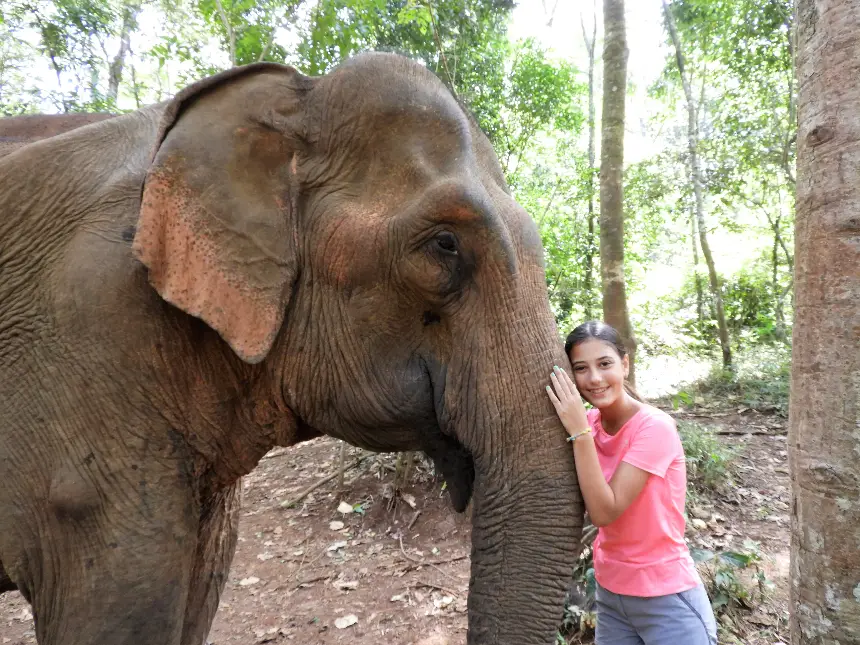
{"left": 564, "top": 321, "right": 643, "bottom": 402}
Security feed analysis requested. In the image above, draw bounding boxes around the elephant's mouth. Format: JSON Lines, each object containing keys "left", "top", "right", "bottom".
{"left": 426, "top": 433, "right": 475, "bottom": 512}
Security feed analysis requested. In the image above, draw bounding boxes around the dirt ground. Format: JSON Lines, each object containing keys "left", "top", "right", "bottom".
{"left": 0, "top": 406, "right": 790, "bottom": 645}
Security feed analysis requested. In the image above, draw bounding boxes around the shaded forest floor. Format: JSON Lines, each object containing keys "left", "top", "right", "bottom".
{"left": 0, "top": 406, "right": 790, "bottom": 645}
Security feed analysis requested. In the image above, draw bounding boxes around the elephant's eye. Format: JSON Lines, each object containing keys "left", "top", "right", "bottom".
{"left": 434, "top": 231, "right": 458, "bottom": 255}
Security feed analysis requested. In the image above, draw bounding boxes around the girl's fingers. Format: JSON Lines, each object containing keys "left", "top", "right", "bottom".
{"left": 545, "top": 385, "right": 561, "bottom": 408}
{"left": 562, "top": 368, "right": 579, "bottom": 393}
{"left": 552, "top": 366, "right": 572, "bottom": 397}
{"left": 549, "top": 372, "right": 567, "bottom": 401}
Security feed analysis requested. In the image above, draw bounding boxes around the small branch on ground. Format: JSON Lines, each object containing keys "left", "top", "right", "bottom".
{"left": 715, "top": 429, "right": 787, "bottom": 436}
{"left": 413, "top": 580, "right": 463, "bottom": 597}
{"left": 408, "top": 509, "right": 422, "bottom": 530}
{"left": 398, "top": 536, "right": 469, "bottom": 567}
{"left": 280, "top": 455, "right": 369, "bottom": 508}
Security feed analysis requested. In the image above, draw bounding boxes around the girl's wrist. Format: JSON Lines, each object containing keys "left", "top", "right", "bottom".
{"left": 566, "top": 426, "right": 592, "bottom": 442}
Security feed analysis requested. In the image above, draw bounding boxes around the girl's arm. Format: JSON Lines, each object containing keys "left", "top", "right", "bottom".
{"left": 547, "top": 366, "right": 650, "bottom": 527}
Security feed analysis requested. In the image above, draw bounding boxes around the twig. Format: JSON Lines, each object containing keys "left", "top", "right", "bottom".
{"left": 398, "top": 536, "right": 469, "bottom": 566}
{"left": 715, "top": 429, "right": 787, "bottom": 436}
{"left": 413, "top": 580, "right": 463, "bottom": 597}
{"left": 407, "top": 510, "right": 422, "bottom": 530}
{"left": 294, "top": 573, "right": 329, "bottom": 588}
{"left": 280, "top": 455, "right": 369, "bottom": 508}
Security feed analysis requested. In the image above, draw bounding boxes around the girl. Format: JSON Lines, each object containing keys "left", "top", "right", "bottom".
{"left": 546, "top": 321, "right": 717, "bottom": 644}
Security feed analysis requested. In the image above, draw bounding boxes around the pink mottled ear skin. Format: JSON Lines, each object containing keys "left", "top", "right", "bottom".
{"left": 134, "top": 166, "right": 283, "bottom": 364}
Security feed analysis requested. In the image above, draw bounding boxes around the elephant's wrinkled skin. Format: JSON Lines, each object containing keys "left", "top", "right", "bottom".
{"left": 0, "top": 53, "right": 583, "bottom": 645}
{"left": 0, "top": 113, "right": 114, "bottom": 157}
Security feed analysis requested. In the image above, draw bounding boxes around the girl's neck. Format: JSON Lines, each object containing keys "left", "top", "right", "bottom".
{"left": 598, "top": 394, "right": 643, "bottom": 435}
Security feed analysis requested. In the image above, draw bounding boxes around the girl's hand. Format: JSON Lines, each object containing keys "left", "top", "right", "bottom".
{"left": 546, "top": 366, "right": 590, "bottom": 436}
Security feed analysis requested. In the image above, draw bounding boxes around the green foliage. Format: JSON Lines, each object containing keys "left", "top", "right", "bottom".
{"left": 676, "top": 252, "right": 792, "bottom": 348}
{"left": 691, "top": 540, "right": 775, "bottom": 615}
{"left": 1, "top": 0, "right": 798, "bottom": 385}
{"left": 677, "top": 419, "right": 734, "bottom": 494}
{"left": 683, "top": 343, "right": 791, "bottom": 415}
{"left": 195, "top": 0, "right": 299, "bottom": 65}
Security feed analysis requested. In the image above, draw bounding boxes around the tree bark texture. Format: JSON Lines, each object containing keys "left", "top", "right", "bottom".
{"left": 792, "top": 0, "right": 860, "bottom": 642}
{"left": 582, "top": 9, "right": 598, "bottom": 320}
{"left": 599, "top": 0, "right": 636, "bottom": 382}
{"left": 662, "top": 0, "right": 732, "bottom": 369}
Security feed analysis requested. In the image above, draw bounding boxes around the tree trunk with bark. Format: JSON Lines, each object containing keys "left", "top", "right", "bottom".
{"left": 791, "top": 1, "right": 860, "bottom": 642}
{"left": 599, "top": 0, "right": 636, "bottom": 382}
{"left": 662, "top": 0, "right": 732, "bottom": 369}
{"left": 582, "top": 8, "right": 598, "bottom": 320}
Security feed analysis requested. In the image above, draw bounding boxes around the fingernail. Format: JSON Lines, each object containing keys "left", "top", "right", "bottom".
{"left": 553, "top": 365, "right": 559, "bottom": 371}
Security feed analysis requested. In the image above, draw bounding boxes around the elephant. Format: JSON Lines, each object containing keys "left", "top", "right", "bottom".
{"left": 0, "top": 112, "right": 114, "bottom": 157}
{"left": 0, "top": 52, "right": 583, "bottom": 645}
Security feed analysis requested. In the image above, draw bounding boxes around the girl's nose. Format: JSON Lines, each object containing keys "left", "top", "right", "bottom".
{"left": 586, "top": 370, "right": 604, "bottom": 386}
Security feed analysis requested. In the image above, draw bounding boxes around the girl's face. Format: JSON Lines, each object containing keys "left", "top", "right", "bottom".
{"left": 568, "top": 338, "right": 629, "bottom": 409}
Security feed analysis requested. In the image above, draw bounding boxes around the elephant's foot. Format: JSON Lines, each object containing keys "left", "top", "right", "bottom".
{"left": 0, "top": 559, "right": 17, "bottom": 593}
{"left": 180, "top": 483, "right": 241, "bottom": 645}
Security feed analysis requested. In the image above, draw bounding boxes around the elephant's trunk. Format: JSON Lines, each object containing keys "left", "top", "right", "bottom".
{"left": 461, "top": 319, "right": 584, "bottom": 644}
{"left": 466, "top": 418, "right": 582, "bottom": 643}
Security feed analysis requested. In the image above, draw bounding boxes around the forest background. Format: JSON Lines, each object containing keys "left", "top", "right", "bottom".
{"left": 0, "top": 2, "right": 800, "bottom": 643}
{"left": 0, "top": 0, "right": 796, "bottom": 403}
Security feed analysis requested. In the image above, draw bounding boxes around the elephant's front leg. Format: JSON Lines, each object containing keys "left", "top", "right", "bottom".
{"left": 180, "top": 483, "right": 241, "bottom": 645}
{"left": 20, "top": 455, "right": 202, "bottom": 645}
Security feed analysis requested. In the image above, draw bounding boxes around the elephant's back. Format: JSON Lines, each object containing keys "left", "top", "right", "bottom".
{"left": 0, "top": 107, "right": 164, "bottom": 369}
{"left": 0, "top": 113, "right": 116, "bottom": 160}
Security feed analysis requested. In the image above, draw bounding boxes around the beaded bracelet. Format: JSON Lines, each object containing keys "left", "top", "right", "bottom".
{"left": 566, "top": 427, "right": 592, "bottom": 442}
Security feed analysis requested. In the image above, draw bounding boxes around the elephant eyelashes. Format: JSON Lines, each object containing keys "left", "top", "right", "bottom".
{"left": 423, "top": 311, "right": 441, "bottom": 326}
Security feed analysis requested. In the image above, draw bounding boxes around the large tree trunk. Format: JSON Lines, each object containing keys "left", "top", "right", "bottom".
{"left": 663, "top": 0, "right": 732, "bottom": 369}
{"left": 599, "top": 0, "right": 636, "bottom": 382}
{"left": 791, "top": 1, "right": 860, "bottom": 642}
{"left": 582, "top": 8, "right": 598, "bottom": 320}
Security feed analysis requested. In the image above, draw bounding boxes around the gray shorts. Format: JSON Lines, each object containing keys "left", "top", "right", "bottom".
{"left": 595, "top": 582, "right": 718, "bottom": 644}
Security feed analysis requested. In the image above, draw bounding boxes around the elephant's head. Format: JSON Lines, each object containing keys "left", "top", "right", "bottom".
{"left": 133, "top": 52, "right": 583, "bottom": 645}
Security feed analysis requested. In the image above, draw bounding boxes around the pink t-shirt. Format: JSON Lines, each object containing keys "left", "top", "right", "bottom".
{"left": 587, "top": 405, "right": 701, "bottom": 597}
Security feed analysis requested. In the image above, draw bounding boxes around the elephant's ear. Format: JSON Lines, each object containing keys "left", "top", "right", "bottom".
{"left": 133, "top": 63, "right": 314, "bottom": 364}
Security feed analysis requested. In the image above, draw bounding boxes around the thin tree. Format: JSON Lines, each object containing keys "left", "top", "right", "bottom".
{"left": 662, "top": 0, "right": 732, "bottom": 369}
{"left": 108, "top": 1, "right": 141, "bottom": 105}
{"left": 791, "top": 0, "right": 860, "bottom": 641}
{"left": 599, "top": 0, "right": 636, "bottom": 382}
{"left": 581, "top": 4, "right": 598, "bottom": 320}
